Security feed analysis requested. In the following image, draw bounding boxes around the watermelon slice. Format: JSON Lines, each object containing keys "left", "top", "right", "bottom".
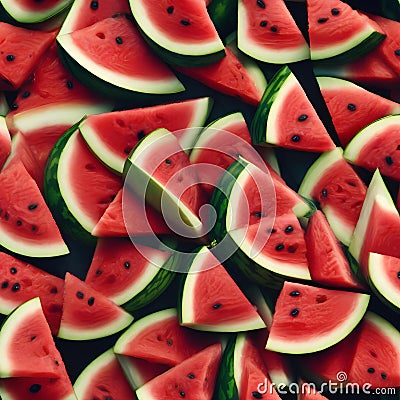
{"left": 237, "top": 0, "right": 310, "bottom": 64}
{"left": 135, "top": 343, "right": 222, "bottom": 400}
{"left": 85, "top": 237, "right": 174, "bottom": 311}
{"left": 57, "top": 14, "right": 185, "bottom": 98}
{"left": 298, "top": 147, "right": 367, "bottom": 246}
{"left": 44, "top": 125, "right": 122, "bottom": 242}
{"left": 91, "top": 187, "right": 172, "bottom": 237}
{"left": 179, "top": 246, "right": 266, "bottom": 332}
{"left": 57, "top": 273, "right": 134, "bottom": 341}
{"left": 266, "top": 281, "right": 370, "bottom": 354}
{"left": 316, "top": 76, "right": 400, "bottom": 146}
{"left": 349, "top": 169, "right": 400, "bottom": 274}
{"left": 368, "top": 253, "right": 400, "bottom": 312}
{"left": 114, "top": 308, "right": 218, "bottom": 366}
{"left": 305, "top": 210, "right": 365, "bottom": 290}
{"left": 73, "top": 348, "right": 136, "bottom": 399}
{"left": 130, "top": 0, "right": 225, "bottom": 66}
{"left": 0, "top": 298, "right": 65, "bottom": 378}
{"left": 0, "top": 0, "right": 72, "bottom": 23}
{"left": 252, "top": 67, "right": 335, "bottom": 152}
{"left": 0, "top": 23, "right": 55, "bottom": 91}
{"left": 59, "top": 0, "right": 131, "bottom": 35}
{"left": 0, "top": 116, "right": 11, "bottom": 169}
{"left": 306, "top": 0, "right": 385, "bottom": 63}
{"left": 344, "top": 114, "right": 400, "bottom": 181}
{"left": 79, "top": 97, "right": 212, "bottom": 173}
{"left": 0, "top": 160, "right": 68, "bottom": 258}
{"left": 0, "top": 252, "right": 63, "bottom": 335}
{"left": 124, "top": 128, "right": 204, "bottom": 239}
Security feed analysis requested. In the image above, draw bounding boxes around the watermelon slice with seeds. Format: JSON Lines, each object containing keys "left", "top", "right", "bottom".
{"left": 79, "top": 97, "right": 212, "bottom": 173}
{"left": 57, "top": 14, "right": 185, "bottom": 98}
{"left": 0, "top": 297, "right": 65, "bottom": 378}
{"left": 306, "top": 0, "right": 385, "bottom": 63}
{"left": 266, "top": 281, "right": 370, "bottom": 354}
{"left": 179, "top": 246, "right": 266, "bottom": 332}
{"left": 252, "top": 66, "right": 335, "bottom": 152}
{"left": 0, "top": 252, "right": 63, "bottom": 335}
{"left": 57, "top": 273, "right": 134, "bottom": 341}
{"left": 0, "top": 160, "right": 68, "bottom": 258}
{"left": 135, "top": 343, "right": 222, "bottom": 400}
{"left": 73, "top": 348, "right": 136, "bottom": 400}
{"left": 316, "top": 76, "right": 400, "bottom": 146}
{"left": 298, "top": 147, "right": 367, "bottom": 246}
{"left": 237, "top": 0, "right": 310, "bottom": 64}
{"left": 130, "top": 0, "right": 225, "bottom": 67}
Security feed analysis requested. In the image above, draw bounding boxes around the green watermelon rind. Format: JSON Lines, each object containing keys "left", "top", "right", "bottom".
{"left": 367, "top": 253, "right": 400, "bottom": 313}
{"left": 207, "top": 0, "right": 238, "bottom": 39}
{"left": 44, "top": 120, "right": 96, "bottom": 245}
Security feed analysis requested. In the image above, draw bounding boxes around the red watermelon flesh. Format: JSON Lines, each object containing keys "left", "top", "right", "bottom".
{"left": 60, "top": 0, "right": 131, "bottom": 34}
{"left": 135, "top": 343, "right": 222, "bottom": 400}
{"left": 85, "top": 237, "right": 170, "bottom": 304}
{"left": 115, "top": 309, "right": 218, "bottom": 367}
{"left": 318, "top": 76, "right": 400, "bottom": 146}
{"left": 91, "top": 187, "right": 171, "bottom": 237}
{"left": 305, "top": 210, "right": 365, "bottom": 291}
{"left": 0, "top": 252, "right": 63, "bottom": 335}
{"left": 0, "top": 117, "right": 11, "bottom": 169}
{"left": 175, "top": 47, "right": 263, "bottom": 106}
{"left": 0, "top": 160, "right": 68, "bottom": 257}
{"left": 0, "top": 23, "right": 55, "bottom": 91}
{"left": 0, "top": 297, "right": 65, "bottom": 379}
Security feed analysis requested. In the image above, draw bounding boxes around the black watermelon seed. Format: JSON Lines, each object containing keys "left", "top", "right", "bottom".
{"left": 252, "top": 392, "right": 263, "bottom": 399}
{"left": 321, "top": 188, "right": 328, "bottom": 198}
{"left": 124, "top": 147, "right": 132, "bottom": 154}
{"left": 66, "top": 80, "right": 74, "bottom": 89}
{"left": 298, "top": 114, "right": 308, "bottom": 122}
{"left": 6, "top": 54, "right": 15, "bottom": 61}
{"left": 179, "top": 391, "right": 185, "bottom": 398}
{"left": 31, "top": 335, "right": 36, "bottom": 341}
{"left": 96, "top": 269, "right": 102, "bottom": 275}
{"left": 31, "top": 225, "right": 37, "bottom": 232}
{"left": 1, "top": 281, "right": 8, "bottom": 289}
{"left": 270, "top": 25, "right": 278, "bottom": 32}
{"left": 76, "top": 291, "right": 84, "bottom": 299}
{"left": 10, "top": 103, "right": 18, "bottom": 110}
{"left": 4, "top": 213, "right": 9, "bottom": 220}
{"left": 381, "top": 373, "right": 387, "bottom": 379}
{"left": 290, "top": 308, "right": 300, "bottom": 317}
{"left": 395, "top": 49, "right": 400, "bottom": 56}
{"left": 368, "top": 368, "right": 375, "bottom": 374}
{"left": 397, "top": 271, "right": 400, "bottom": 279}
{"left": 167, "top": 339, "right": 173, "bottom": 346}
{"left": 331, "top": 8, "right": 340, "bottom": 15}
{"left": 267, "top": 228, "right": 277, "bottom": 233}
{"left": 385, "top": 156, "right": 394, "bottom": 165}
{"left": 22, "top": 91, "right": 31, "bottom": 98}
{"left": 285, "top": 225, "right": 294, "bottom": 233}
{"left": 137, "top": 130, "right": 146, "bottom": 140}
{"left": 167, "top": 6, "right": 174, "bottom": 14}
{"left": 347, "top": 103, "right": 356, "bottom": 111}
{"left": 124, "top": 261, "right": 130, "bottom": 269}
{"left": 318, "top": 17, "right": 329, "bottom": 23}
{"left": 252, "top": 211, "right": 263, "bottom": 218}
{"left": 105, "top": 397, "right": 112, "bottom": 400}
{"left": 90, "top": 0, "right": 98, "bottom": 10}
{"left": 275, "top": 243, "right": 284, "bottom": 251}
{"left": 29, "top": 384, "right": 41, "bottom": 393}
{"left": 187, "top": 373, "right": 195, "bottom": 379}
{"left": 16, "top": 220, "right": 22, "bottom": 226}
{"left": 165, "top": 158, "right": 172, "bottom": 164}
{"left": 289, "top": 290, "right": 300, "bottom": 297}
{"left": 12, "top": 283, "right": 20, "bottom": 292}
{"left": 291, "top": 135, "right": 301, "bottom": 142}
{"left": 50, "top": 287, "right": 58, "bottom": 294}
{"left": 115, "top": 36, "right": 123, "bottom": 44}
{"left": 10, "top": 267, "right": 17, "bottom": 274}
{"left": 260, "top": 21, "right": 267, "bottom": 27}
{"left": 180, "top": 19, "right": 190, "bottom": 26}
{"left": 257, "top": 0, "right": 265, "bottom": 8}
{"left": 28, "top": 203, "right": 38, "bottom": 210}
{"left": 287, "top": 245, "right": 296, "bottom": 253}
{"left": 212, "top": 303, "right": 222, "bottom": 309}
{"left": 55, "top": 360, "right": 59, "bottom": 366}
{"left": 88, "top": 297, "right": 95, "bottom": 306}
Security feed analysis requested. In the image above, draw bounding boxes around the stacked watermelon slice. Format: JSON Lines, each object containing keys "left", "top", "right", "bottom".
{"left": 0, "top": 0, "right": 399, "bottom": 399}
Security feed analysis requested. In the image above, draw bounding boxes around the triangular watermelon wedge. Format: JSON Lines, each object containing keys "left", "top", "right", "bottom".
{"left": 0, "top": 160, "right": 68, "bottom": 258}
{"left": 307, "top": 0, "right": 385, "bottom": 63}
{"left": 135, "top": 343, "right": 222, "bottom": 400}
{"left": 57, "top": 273, "right": 134, "bottom": 341}
{"left": 0, "top": 298, "right": 65, "bottom": 378}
